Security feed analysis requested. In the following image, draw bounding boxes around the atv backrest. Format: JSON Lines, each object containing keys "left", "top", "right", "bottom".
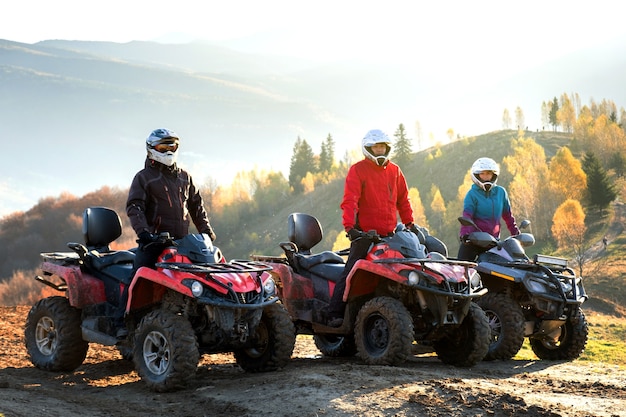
{"left": 83, "top": 207, "right": 123, "bottom": 251}
{"left": 288, "top": 213, "right": 323, "bottom": 254}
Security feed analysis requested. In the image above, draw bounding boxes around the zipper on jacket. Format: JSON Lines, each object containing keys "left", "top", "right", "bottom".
{"left": 164, "top": 185, "right": 173, "bottom": 207}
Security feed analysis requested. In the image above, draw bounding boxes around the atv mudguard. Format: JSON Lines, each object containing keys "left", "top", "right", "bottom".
{"left": 39, "top": 258, "right": 107, "bottom": 308}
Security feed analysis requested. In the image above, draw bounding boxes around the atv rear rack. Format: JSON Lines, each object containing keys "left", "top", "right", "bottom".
{"left": 155, "top": 260, "right": 273, "bottom": 275}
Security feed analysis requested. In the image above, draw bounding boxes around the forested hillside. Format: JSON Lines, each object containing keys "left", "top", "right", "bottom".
{"left": 2, "top": 93, "right": 626, "bottom": 312}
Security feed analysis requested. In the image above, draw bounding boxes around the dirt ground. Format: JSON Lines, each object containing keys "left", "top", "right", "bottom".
{"left": 1, "top": 306, "right": 625, "bottom": 417}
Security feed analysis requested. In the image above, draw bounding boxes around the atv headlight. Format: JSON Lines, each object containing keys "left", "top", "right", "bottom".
{"left": 560, "top": 281, "right": 572, "bottom": 293}
{"left": 468, "top": 270, "right": 481, "bottom": 288}
{"left": 525, "top": 278, "right": 548, "bottom": 294}
{"left": 263, "top": 277, "right": 276, "bottom": 295}
{"left": 407, "top": 271, "right": 420, "bottom": 286}
{"left": 191, "top": 280, "right": 204, "bottom": 297}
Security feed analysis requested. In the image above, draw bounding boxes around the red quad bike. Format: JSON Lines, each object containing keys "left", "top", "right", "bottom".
{"left": 25, "top": 206, "right": 295, "bottom": 392}
{"left": 252, "top": 213, "right": 491, "bottom": 367}
{"left": 458, "top": 216, "right": 588, "bottom": 361}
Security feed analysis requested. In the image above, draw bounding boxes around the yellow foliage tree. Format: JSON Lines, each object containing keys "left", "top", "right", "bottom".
{"left": 549, "top": 147, "right": 587, "bottom": 203}
{"left": 551, "top": 199, "right": 587, "bottom": 276}
{"left": 408, "top": 187, "right": 429, "bottom": 229}
{"left": 557, "top": 93, "right": 576, "bottom": 133}
{"left": 301, "top": 172, "right": 316, "bottom": 194}
{"left": 503, "top": 136, "right": 551, "bottom": 239}
{"left": 429, "top": 185, "right": 446, "bottom": 235}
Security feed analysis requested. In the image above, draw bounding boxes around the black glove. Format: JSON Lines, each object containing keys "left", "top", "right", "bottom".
{"left": 346, "top": 228, "right": 363, "bottom": 241}
{"left": 201, "top": 227, "right": 216, "bottom": 241}
{"left": 137, "top": 231, "right": 156, "bottom": 245}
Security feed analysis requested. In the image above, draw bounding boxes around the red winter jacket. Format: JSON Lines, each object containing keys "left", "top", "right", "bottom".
{"left": 341, "top": 158, "right": 414, "bottom": 236}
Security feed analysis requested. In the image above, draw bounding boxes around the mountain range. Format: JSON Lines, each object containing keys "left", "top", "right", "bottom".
{"left": 1, "top": 36, "right": 626, "bottom": 217}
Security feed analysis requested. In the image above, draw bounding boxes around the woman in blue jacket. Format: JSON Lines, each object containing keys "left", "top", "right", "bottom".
{"left": 458, "top": 157, "right": 520, "bottom": 261}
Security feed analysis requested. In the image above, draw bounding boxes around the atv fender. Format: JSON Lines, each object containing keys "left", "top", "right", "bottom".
{"left": 343, "top": 259, "right": 406, "bottom": 300}
{"left": 40, "top": 261, "right": 106, "bottom": 308}
{"left": 126, "top": 266, "right": 194, "bottom": 311}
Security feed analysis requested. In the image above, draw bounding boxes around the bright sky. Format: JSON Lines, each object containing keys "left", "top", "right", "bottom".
{"left": 4, "top": 0, "right": 626, "bottom": 65}
{"left": 3, "top": 0, "right": 626, "bottom": 218}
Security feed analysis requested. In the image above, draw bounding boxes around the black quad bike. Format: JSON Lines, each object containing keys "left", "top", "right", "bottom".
{"left": 25, "top": 206, "right": 295, "bottom": 392}
{"left": 458, "top": 216, "right": 588, "bottom": 361}
{"left": 252, "top": 213, "right": 490, "bottom": 367}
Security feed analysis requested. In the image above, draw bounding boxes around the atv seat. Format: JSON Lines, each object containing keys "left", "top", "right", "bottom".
{"left": 288, "top": 213, "right": 345, "bottom": 271}
{"left": 81, "top": 207, "right": 135, "bottom": 273}
{"left": 295, "top": 251, "right": 345, "bottom": 270}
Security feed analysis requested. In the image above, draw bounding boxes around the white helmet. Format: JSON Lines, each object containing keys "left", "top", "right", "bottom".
{"left": 362, "top": 129, "right": 392, "bottom": 166}
{"left": 471, "top": 157, "right": 499, "bottom": 191}
{"left": 146, "top": 128, "right": 179, "bottom": 167}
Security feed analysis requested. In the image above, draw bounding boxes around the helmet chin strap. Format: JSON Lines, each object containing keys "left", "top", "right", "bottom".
{"left": 483, "top": 182, "right": 493, "bottom": 191}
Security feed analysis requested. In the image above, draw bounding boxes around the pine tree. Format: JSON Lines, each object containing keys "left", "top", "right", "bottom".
{"left": 549, "top": 97, "right": 559, "bottom": 131}
{"left": 319, "top": 133, "right": 336, "bottom": 173}
{"left": 582, "top": 152, "right": 617, "bottom": 211}
{"left": 288, "top": 137, "right": 317, "bottom": 194}
{"left": 392, "top": 123, "right": 412, "bottom": 169}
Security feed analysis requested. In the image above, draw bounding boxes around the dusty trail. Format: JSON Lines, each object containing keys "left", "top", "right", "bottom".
{"left": 1, "top": 306, "right": 625, "bottom": 417}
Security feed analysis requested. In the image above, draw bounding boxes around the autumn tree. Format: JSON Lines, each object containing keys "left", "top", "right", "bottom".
{"left": 502, "top": 108, "right": 512, "bottom": 129}
{"left": 392, "top": 123, "right": 412, "bottom": 168}
{"left": 551, "top": 199, "right": 587, "bottom": 276}
{"left": 253, "top": 171, "right": 290, "bottom": 216}
{"left": 557, "top": 93, "right": 576, "bottom": 133}
{"left": 548, "top": 147, "right": 587, "bottom": 204}
{"left": 503, "top": 135, "right": 551, "bottom": 239}
{"left": 540, "top": 101, "right": 550, "bottom": 130}
{"left": 408, "top": 187, "right": 429, "bottom": 230}
{"left": 515, "top": 106, "right": 525, "bottom": 130}
{"left": 289, "top": 137, "right": 317, "bottom": 194}
{"left": 428, "top": 184, "right": 446, "bottom": 235}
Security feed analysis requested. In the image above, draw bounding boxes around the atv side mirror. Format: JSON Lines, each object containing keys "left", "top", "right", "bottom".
{"left": 519, "top": 219, "right": 531, "bottom": 230}
{"left": 458, "top": 216, "right": 480, "bottom": 230}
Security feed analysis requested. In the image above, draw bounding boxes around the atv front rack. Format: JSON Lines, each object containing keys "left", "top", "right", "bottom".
{"left": 155, "top": 260, "right": 273, "bottom": 275}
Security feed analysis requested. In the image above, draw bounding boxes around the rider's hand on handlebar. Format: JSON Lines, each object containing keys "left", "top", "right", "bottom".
{"left": 346, "top": 228, "right": 363, "bottom": 241}
{"left": 137, "top": 231, "right": 157, "bottom": 245}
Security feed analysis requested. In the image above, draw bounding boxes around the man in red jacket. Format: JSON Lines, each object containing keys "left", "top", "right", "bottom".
{"left": 325, "top": 129, "right": 415, "bottom": 327}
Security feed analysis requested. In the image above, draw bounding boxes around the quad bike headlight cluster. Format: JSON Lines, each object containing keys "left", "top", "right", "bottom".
{"left": 263, "top": 277, "right": 276, "bottom": 295}
{"left": 468, "top": 269, "right": 481, "bottom": 289}
{"left": 406, "top": 270, "right": 421, "bottom": 286}
{"left": 524, "top": 277, "right": 548, "bottom": 294}
{"left": 191, "top": 280, "right": 204, "bottom": 297}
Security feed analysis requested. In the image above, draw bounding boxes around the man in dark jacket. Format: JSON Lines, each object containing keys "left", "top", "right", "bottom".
{"left": 116, "top": 128, "right": 216, "bottom": 336}
{"left": 126, "top": 128, "right": 216, "bottom": 271}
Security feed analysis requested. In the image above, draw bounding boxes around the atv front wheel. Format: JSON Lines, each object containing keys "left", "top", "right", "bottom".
{"left": 476, "top": 292, "right": 525, "bottom": 360}
{"left": 234, "top": 303, "right": 296, "bottom": 372}
{"left": 355, "top": 296, "right": 414, "bottom": 365}
{"left": 433, "top": 302, "right": 490, "bottom": 367}
{"left": 314, "top": 334, "right": 357, "bottom": 357}
{"left": 133, "top": 309, "right": 199, "bottom": 392}
{"left": 25, "top": 296, "right": 88, "bottom": 371}
{"left": 530, "top": 308, "right": 589, "bottom": 360}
